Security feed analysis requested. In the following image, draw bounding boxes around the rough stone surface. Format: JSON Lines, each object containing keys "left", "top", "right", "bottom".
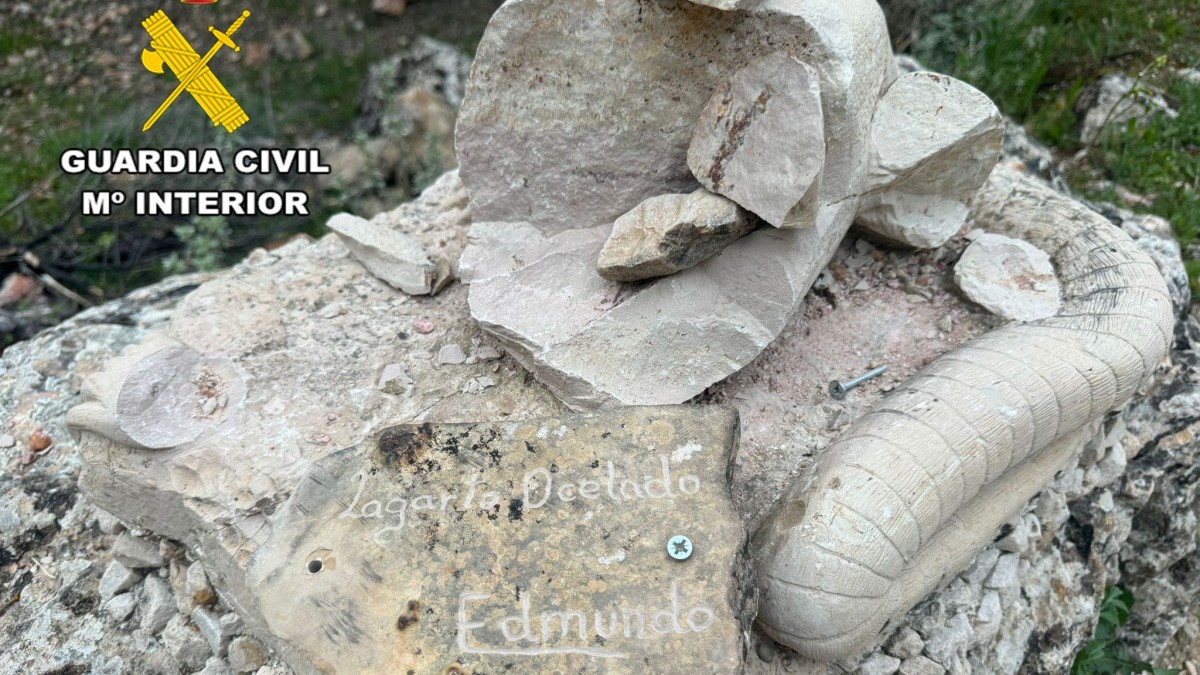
{"left": 856, "top": 71, "right": 1003, "bottom": 248}
{"left": 598, "top": 189, "right": 758, "bottom": 281}
{"left": 111, "top": 532, "right": 164, "bottom": 568}
{"left": 898, "top": 655, "right": 945, "bottom": 675}
{"left": 163, "top": 614, "right": 213, "bottom": 671}
{"left": 857, "top": 652, "right": 901, "bottom": 675}
{"left": 142, "top": 575, "right": 176, "bottom": 633}
{"left": 326, "top": 212, "right": 449, "bottom": 295}
{"left": 104, "top": 591, "right": 137, "bottom": 623}
{"left": 199, "top": 656, "right": 236, "bottom": 675}
{"left": 247, "top": 407, "right": 749, "bottom": 673}
{"left": 686, "top": 0, "right": 752, "bottom": 9}
{"left": 953, "top": 233, "right": 1061, "bottom": 321}
{"left": 885, "top": 628, "right": 925, "bottom": 660}
{"left": 688, "top": 52, "right": 825, "bottom": 229}
{"left": 1077, "top": 75, "right": 1178, "bottom": 144}
{"left": 227, "top": 636, "right": 268, "bottom": 673}
{"left": 193, "top": 606, "right": 232, "bottom": 657}
{"left": 98, "top": 560, "right": 141, "bottom": 600}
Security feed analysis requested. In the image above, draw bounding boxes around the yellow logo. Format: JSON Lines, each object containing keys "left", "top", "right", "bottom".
{"left": 140, "top": 10, "right": 251, "bottom": 133}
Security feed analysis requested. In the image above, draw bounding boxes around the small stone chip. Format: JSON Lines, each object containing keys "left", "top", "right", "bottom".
{"left": 112, "top": 532, "right": 166, "bottom": 569}
{"left": 227, "top": 636, "right": 269, "bottom": 673}
{"left": 98, "top": 560, "right": 142, "bottom": 600}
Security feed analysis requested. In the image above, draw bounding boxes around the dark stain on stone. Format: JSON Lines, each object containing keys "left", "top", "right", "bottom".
{"left": 707, "top": 86, "right": 772, "bottom": 190}
{"left": 396, "top": 599, "right": 421, "bottom": 631}
{"left": 590, "top": 460, "right": 600, "bottom": 468}
{"left": 59, "top": 585, "right": 98, "bottom": 616}
{"left": 525, "top": 441, "right": 536, "bottom": 453}
{"left": 376, "top": 424, "right": 435, "bottom": 470}
{"left": 508, "top": 498, "right": 523, "bottom": 522}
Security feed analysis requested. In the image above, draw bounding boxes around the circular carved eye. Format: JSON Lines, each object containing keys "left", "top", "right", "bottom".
{"left": 307, "top": 559, "right": 323, "bottom": 574}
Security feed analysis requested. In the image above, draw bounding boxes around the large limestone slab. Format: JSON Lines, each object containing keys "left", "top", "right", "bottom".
{"left": 688, "top": 52, "right": 825, "bottom": 229}
{"left": 597, "top": 189, "right": 757, "bottom": 282}
{"left": 856, "top": 71, "right": 1003, "bottom": 248}
{"left": 461, "top": 220, "right": 818, "bottom": 410}
{"left": 248, "top": 407, "right": 750, "bottom": 673}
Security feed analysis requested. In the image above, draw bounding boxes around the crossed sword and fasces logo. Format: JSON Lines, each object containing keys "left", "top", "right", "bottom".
{"left": 140, "top": 10, "right": 251, "bottom": 133}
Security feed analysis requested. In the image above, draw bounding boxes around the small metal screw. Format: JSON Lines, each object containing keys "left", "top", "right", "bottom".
{"left": 829, "top": 365, "right": 888, "bottom": 400}
{"left": 667, "top": 535, "right": 693, "bottom": 561}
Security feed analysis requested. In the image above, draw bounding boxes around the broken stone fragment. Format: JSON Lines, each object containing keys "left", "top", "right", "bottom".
{"left": 142, "top": 575, "right": 176, "bottom": 633}
{"left": 246, "top": 406, "right": 750, "bottom": 673}
{"left": 688, "top": 52, "right": 825, "bottom": 229}
{"left": 597, "top": 189, "right": 757, "bottom": 281}
{"left": 226, "top": 636, "right": 268, "bottom": 673}
{"left": 953, "top": 233, "right": 1061, "bottom": 322}
{"left": 856, "top": 71, "right": 1004, "bottom": 248}
{"left": 461, "top": 220, "right": 820, "bottom": 408}
{"left": 162, "top": 614, "right": 211, "bottom": 672}
{"left": 326, "top": 212, "right": 451, "bottom": 295}
{"left": 455, "top": 0, "right": 894, "bottom": 232}
{"left": 1077, "top": 75, "right": 1177, "bottom": 144}
{"left": 98, "top": 560, "right": 141, "bottom": 600}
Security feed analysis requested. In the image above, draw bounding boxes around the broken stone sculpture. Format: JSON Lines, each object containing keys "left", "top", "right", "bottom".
{"left": 754, "top": 165, "right": 1174, "bottom": 659}
{"left": 597, "top": 189, "right": 758, "bottom": 282}
{"left": 455, "top": 0, "right": 1003, "bottom": 410}
{"left": 855, "top": 71, "right": 1005, "bottom": 248}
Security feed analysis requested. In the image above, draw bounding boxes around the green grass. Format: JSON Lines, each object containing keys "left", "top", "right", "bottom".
{"left": 910, "top": 0, "right": 1200, "bottom": 296}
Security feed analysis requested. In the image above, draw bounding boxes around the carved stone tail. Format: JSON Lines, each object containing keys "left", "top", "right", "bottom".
{"left": 754, "top": 165, "right": 1174, "bottom": 659}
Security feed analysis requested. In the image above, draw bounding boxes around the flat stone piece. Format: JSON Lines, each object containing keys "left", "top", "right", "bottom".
{"left": 953, "top": 233, "right": 1061, "bottom": 322}
{"left": 688, "top": 52, "right": 825, "bottom": 228}
{"left": 248, "top": 406, "right": 749, "bottom": 673}
{"left": 598, "top": 189, "right": 757, "bottom": 282}
{"left": 327, "top": 213, "right": 446, "bottom": 295}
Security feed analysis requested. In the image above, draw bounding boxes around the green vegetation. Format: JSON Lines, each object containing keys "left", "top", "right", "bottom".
{"left": 0, "top": 0, "right": 501, "bottom": 310}
{"left": 1072, "top": 586, "right": 1179, "bottom": 675}
{"left": 908, "top": 0, "right": 1200, "bottom": 296}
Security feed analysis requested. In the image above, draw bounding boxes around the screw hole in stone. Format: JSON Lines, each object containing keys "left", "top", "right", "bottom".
{"left": 307, "top": 559, "right": 323, "bottom": 574}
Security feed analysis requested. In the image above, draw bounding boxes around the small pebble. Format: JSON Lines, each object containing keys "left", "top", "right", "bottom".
{"left": 437, "top": 344, "right": 467, "bottom": 365}
{"left": 414, "top": 319, "right": 434, "bottom": 334}
{"left": 28, "top": 428, "right": 52, "bottom": 452}
{"left": 0, "top": 434, "right": 15, "bottom": 448}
